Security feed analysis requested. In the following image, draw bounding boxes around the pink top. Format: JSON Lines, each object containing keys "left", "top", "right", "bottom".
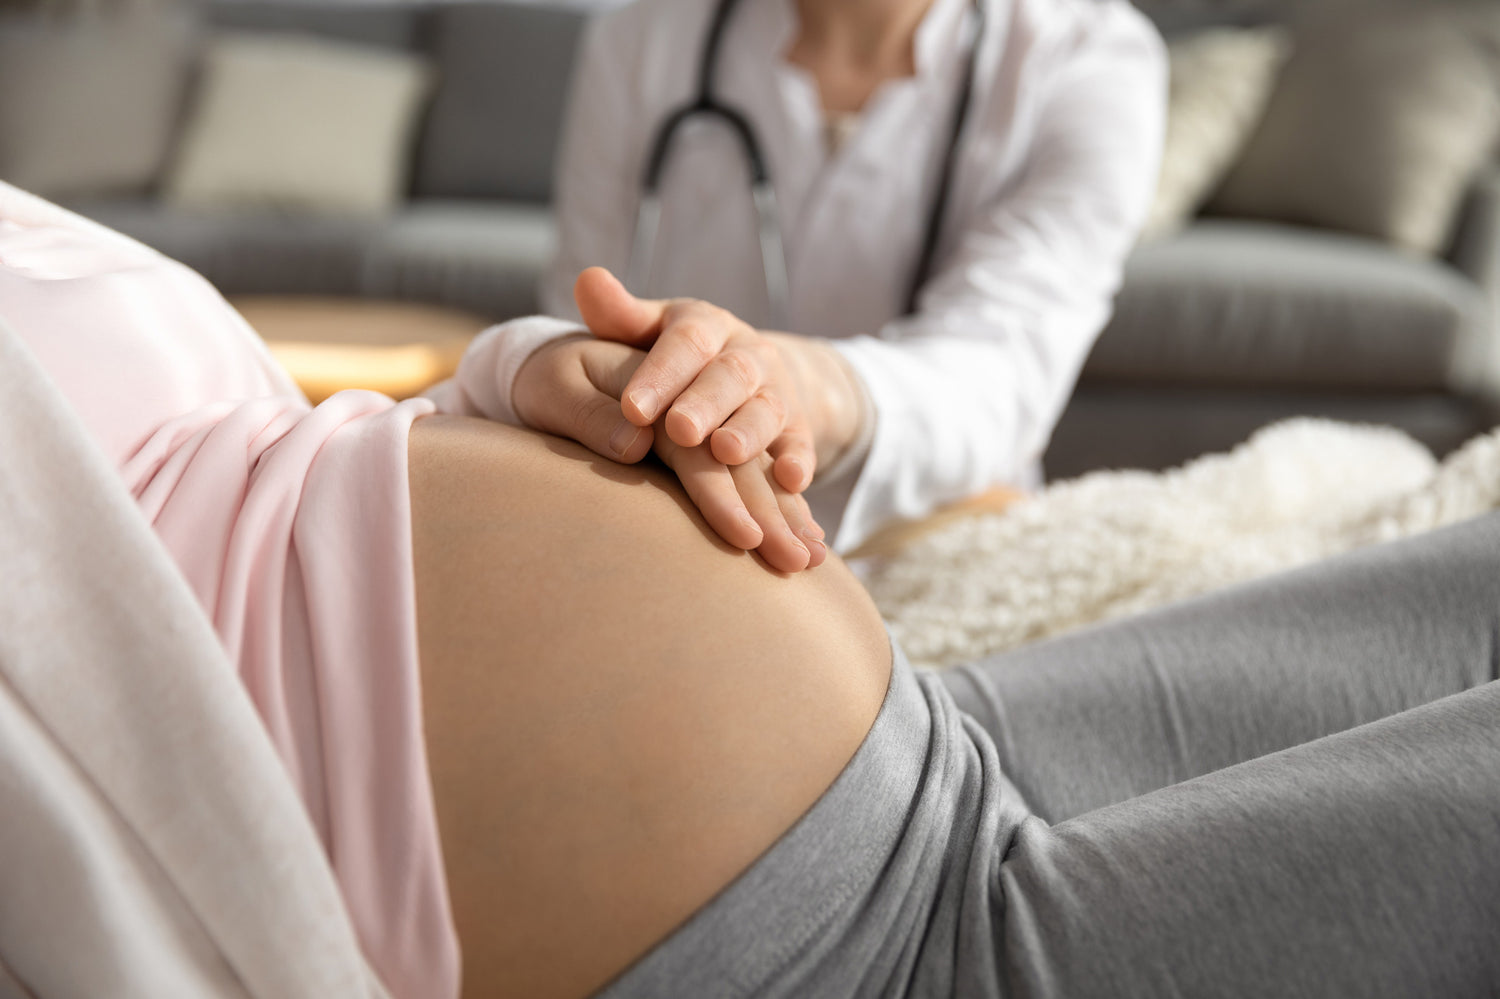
{"left": 0, "top": 184, "right": 459, "bottom": 999}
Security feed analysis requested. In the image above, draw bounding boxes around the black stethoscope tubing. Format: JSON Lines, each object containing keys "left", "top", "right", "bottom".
{"left": 627, "top": 0, "right": 987, "bottom": 325}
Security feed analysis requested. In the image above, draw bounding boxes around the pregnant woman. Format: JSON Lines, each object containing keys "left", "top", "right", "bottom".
{"left": 3, "top": 181, "right": 1498, "bottom": 999}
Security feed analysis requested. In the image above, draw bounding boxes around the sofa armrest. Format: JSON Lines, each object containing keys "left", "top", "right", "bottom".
{"left": 1449, "top": 163, "right": 1500, "bottom": 293}
{"left": 1445, "top": 164, "right": 1500, "bottom": 398}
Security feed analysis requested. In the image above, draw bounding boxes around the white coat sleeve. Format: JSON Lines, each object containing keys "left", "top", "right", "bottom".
{"left": 819, "top": 5, "right": 1167, "bottom": 553}
{"left": 539, "top": 13, "right": 643, "bottom": 321}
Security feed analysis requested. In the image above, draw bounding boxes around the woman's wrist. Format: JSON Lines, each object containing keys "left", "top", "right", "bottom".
{"left": 455, "top": 316, "right": 588, "bottom": 426}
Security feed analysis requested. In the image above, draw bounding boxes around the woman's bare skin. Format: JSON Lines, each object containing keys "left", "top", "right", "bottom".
{"left": 409, "top": 415, "right": 892, "bottom": 999}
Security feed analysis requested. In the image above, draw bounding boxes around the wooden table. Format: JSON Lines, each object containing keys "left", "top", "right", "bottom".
{"left": 230, "top": 296, "right": 491, "bottom": 404}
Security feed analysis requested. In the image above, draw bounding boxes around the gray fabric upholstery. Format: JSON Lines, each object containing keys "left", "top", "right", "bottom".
{"left": 205, "top": 0, "right": 420, "bottom": 51}
{"left": 73, "top": 199, "right": 553, "bottom": 320}
{"left": 1443, "top": 164, "right": 1500, "bottom": 395}
{"left": 1042, "top": 0, "right": 1500, "bottom": 477}
{"left": 202, "top": 0, "right": 590, "bottom": 202}
{"left": 412, "top": 2, "right": 588, "bottom": 202}
{"left": 1131, "top": 0, "right": 1290, "bottom": 35}
{"left": 1043, "top": 384, "right": 1490, "bottom": 479}
{"left": 0, "top": 10, "right": 197, "bottom": 200}
{"left": 1088, "top": 221, "right": 1487, "bottom": 391}
{"left": 1450, "top": 165, "right": 1500, "bottom": 296}
{"left": 362, "top": 201, "right": 555, "bottom": 319}
{"left": 74, "top": 200, "right": 378, "bottom": 297}
{"left": 1133, "top": 0, "right": 1495, "bottom": 35}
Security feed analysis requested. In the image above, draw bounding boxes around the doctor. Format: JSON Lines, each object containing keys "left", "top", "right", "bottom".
{"left": 490, "top": 0, "right": 1166, "bottom": 558}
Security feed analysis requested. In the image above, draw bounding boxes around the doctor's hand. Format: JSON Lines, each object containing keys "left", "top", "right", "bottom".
{"left": 510, "top": 334, "right": 827, "bottom": 573}
{"left": 573, "top": 267, "right": 864, "bottom": 495}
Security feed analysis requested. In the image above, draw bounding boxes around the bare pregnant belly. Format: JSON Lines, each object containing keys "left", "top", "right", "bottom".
{"left": 407, "top": 416, "right": 892, "bottom": 999}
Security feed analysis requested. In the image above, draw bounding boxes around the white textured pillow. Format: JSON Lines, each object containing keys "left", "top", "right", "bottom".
{"left": 1139, "top": 27, "right": 1291, "bottom": 243}
{"left": 166, "top": 33, "right": 431, "bottom": 217}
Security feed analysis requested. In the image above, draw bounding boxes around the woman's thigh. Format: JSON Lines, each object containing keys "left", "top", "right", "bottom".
{"left": 998, "top": 678, "right": 1500, "bottom": 998}
{"left": 945, "top": 512, "right": 1500, "bottom": 822}
{"left": 406, "top": 416, "right": 891, "bottom": 999}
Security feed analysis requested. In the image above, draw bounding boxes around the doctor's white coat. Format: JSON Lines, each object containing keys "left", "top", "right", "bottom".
{"left": 544, "top": 0, "right": 1167, "bottom": 550}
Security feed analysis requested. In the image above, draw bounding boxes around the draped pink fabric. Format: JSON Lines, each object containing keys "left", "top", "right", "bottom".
{"left": 0, "top": 186, "right": 459, "bottom": 999}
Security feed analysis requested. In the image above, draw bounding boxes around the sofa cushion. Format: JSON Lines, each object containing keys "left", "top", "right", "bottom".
{"left": 71, "top": 199, "right": 378, "bottom": 298}
{"left": 165, "top": 32, "right": 433, "bottom": 218}
{"left": 1208, "top": 4, "right": 1500, "bottom": 255}
{"left": 0, "top": 9, "right": 196, "bottom": 200}
{"left": 1449, "top": 164, "right": 1500, "bottom": 293}
{"left": 1140, "top": 26, "right": 1290, "bottom": 242}
{"left": 1130, "top": 0, "right": 1479, "bottom": 36}
{"left": 412, "top": 2, "right": 589, "bottom": 202}
{"left": 1130, "top": 0, "right": 1289, "bottom": 35}
{"left": 1088, "top": 220, "right": 1487, "bottom": 391}
{"left": 206, "top": 0, "right": 421, "bottom": 51}
{"left": 71, "top": 198, "right": 554, "bottom": 317}
{"left": 361, "top": 201, "right": 556, "bottom": 320}
{"left": 1046, "top": 385, "right": 1487, "bottom": 480}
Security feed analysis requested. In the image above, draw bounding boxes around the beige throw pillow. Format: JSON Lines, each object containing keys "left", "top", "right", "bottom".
{"left": 1208, "top": 5, "right": 1500, "bottom": 255}
{"left": 166, "top": 33, "right": 431, "bottom": 217}
{"left": 1140, "top": 26, "right": 1291, "bottom": 243}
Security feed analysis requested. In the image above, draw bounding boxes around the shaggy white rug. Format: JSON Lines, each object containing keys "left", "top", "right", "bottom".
{"left": 861, "top": 418, "right": 1500, "bottom": 670}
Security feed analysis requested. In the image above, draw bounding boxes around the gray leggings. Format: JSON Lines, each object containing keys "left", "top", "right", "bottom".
{"left": 598, "top": 513, "right": 1500, "bottom": 998}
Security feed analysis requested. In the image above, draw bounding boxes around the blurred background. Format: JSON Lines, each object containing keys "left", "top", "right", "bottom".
{"left": 1, "top": 0, "right": 1497, "bottom": 477}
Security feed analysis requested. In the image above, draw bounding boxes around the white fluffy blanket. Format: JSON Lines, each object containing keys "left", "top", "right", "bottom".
{"left": 863, "top": 419, "right": 1500, "bottom": 669}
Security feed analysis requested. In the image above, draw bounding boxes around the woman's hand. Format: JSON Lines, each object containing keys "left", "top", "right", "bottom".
{"left": 512, "top": 334, "right": 657, "bottom": 464}
{"left": 510, "top": 335, "right": 826, "bottom": 572}
{"left": 652, "top": 434, "right": 828, "bottom": 573}
{"left": 573, "top": 267, "right": 864, "bottom": 495}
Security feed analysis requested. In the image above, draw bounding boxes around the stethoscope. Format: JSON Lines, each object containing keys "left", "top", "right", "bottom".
{"left": 626, "top": 0, "right": 987, "bottom": 328}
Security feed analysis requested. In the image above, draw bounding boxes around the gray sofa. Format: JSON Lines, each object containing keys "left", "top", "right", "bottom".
{"left": 1047, "top": 190, "right": 1500, "bottom": 476}
{"left": 72, "top": 0, "right": 585, "bottom": 322}
{"left": 52, "top": 0, "right": 1500, "bottom": 479}
{"left": 1048, "top": 0, "right": 1500, "bottom": 474}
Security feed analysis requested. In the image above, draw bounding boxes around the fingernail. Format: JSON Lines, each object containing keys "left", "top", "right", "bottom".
{"left": 784, "top": 456, "right": 810, "bottom": 490}
{"left": 806, "top": 537, "right": 826, "bottom": 560}
{"left": 677, "top": 407, "right": 704, "bottom": 440}
{"left": 629, "top": 387, "right": 659, "bottom": 420}
{"left": 719, "top": 428, "right": 743, "bottom": 455}
{"left": 801, "top": 524, "right": 825, "bottom": 544}
{"left": 608, "top": 421, "right": 641, "bottom": 457}
{"left": 736, "top": 511, "right": 762, "bottom": 543}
